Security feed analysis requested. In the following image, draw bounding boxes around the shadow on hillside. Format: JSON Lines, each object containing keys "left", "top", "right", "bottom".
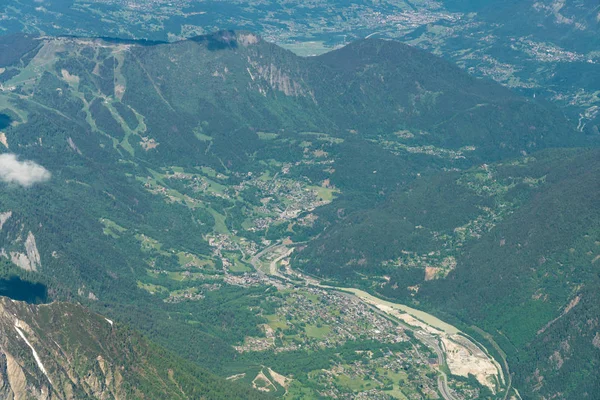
{"left": 189, "top": 30, "right": 239, "bottom": 51}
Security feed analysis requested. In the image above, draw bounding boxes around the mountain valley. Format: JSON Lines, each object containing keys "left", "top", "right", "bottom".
{"left": 0, "top": 29, "right": 597, "bottom": 399}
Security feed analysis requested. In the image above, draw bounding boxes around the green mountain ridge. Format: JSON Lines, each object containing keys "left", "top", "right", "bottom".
{"left": 3, "top": 0, "right": 599, "bottom": 136}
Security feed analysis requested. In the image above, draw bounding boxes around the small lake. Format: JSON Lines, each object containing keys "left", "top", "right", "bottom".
{"left": 0, "top": 277, "right": 48, "bottom": 304}
{"left": 0, "top": 113, "right": 11, "bottom": 130}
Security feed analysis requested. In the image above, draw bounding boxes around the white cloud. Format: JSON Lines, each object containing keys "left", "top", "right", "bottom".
{"left": 0, "top": 154, "right": 51, "bottom": 187}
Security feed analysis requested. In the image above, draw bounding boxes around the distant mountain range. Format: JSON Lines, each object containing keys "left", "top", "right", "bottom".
{"left": 2, "top": 0, "right": 599, "bottom": 134}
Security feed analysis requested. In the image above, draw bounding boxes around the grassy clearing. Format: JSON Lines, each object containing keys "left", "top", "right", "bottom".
{"left": 305, "top": 324, "right": 331, "bottom": 339}
{"left": 302, "top": 292, "right": 320, "bottom": 304}
{"left": 252, "top": 254, "right": 271, "bottom": 274}
{"left": 167, "top": 271, "right": 189, "bottom": 281}
{"left": 335, "top": 373, "right": 371, "bottom": 392}
{"left": 300, "top": 131, "right": 344, "bottom": 144}
{"left": 194, "top": 132, "right": 213, "bottom": 142}
{"left": 0, "top": 96, "right": 28, "bottom": 123}
{"left": 147, "top": 269, "right": 218, "bottom": 282}
{"left": 384, "top": 385, "right": 409, "bottom": 399}
{"left": 311, "top": 186, "right": 337, "bottom": 202}
{"left": 200, "top": 166, "right": 228, "bottom": 179}
{"left": 177, "top": 252, "right": 215, "bottom": 269}
{"left": 378, "top": 367, "right": 409, "bottom": 397}
{"left": 257, "top": 132, "right": 279, "bottom": 140}
{"left": 120, "top": 135, "right": 135, "bottom": 156}
{"left": 104, "top": 100, "right": 136, "bottom": 156}
{"left": 137, "top": 172, "right": 201, "bottom": 208}
{"left": 284, "top": 381, "right": 320, "bottom": 399}
{"left": 259, "top": 170, "right": 272, "bottom": 181}
{"left": 99, "top": 218, "right": 127, "bottom": 238}
{"left": 241, "top": 218, "right": 255, "bottom": 230}
{"left": 147, "top": 168, "right": 166, "bottom": 184}
{"left": 228, "top": 255, "right": 252, "bottom": 273}
{"left": 135, "top": 234, "right": 169, "bottom": 255}
{"left": 208, "top": 208, "right": 229, "bottom": 234}
{"left": 204, "top": 177, "right": 228, "bottom": 195}
{"left": 265, "top": 314, "right": 288, "bottom": 330}
{"left": 260, "top": 159, "right": 284, "bottom": 168}
{"left": 137, "top": 281, "right": 167, "bottom": 295}
{"left": 169, "top": 287, "right": 200, "bottom": 298}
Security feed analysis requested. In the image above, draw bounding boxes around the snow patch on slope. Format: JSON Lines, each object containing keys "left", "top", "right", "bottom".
{"left": 14, "top": 320, "right": 52, "bottom": 384}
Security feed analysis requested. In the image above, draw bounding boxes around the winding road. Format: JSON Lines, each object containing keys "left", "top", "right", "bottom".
{"left": 413, "top": 331, "right": 457, "bottom": 400}
{"left": 248, "top": 242, "right": 499, "bottom": 400}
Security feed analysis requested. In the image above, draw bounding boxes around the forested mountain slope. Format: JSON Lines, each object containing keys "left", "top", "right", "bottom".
{"left": 419, "top": 148, "right": 600, "bottom": 399}
{"left": 295, "top": 148, "right": 600, "bottom": 399}
{"left": 308, "top": 38, "right": 577, "bottom": 155}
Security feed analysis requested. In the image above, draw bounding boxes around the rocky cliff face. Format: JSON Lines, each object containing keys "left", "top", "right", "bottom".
{"left": 0, "top": 297, "right": 127, "bottom": 399}
{"left": 0, "top": 297, "right": 263, "bottom": 400}
{"left": 0, "top": 212, "right": 42, "bottom": 273}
